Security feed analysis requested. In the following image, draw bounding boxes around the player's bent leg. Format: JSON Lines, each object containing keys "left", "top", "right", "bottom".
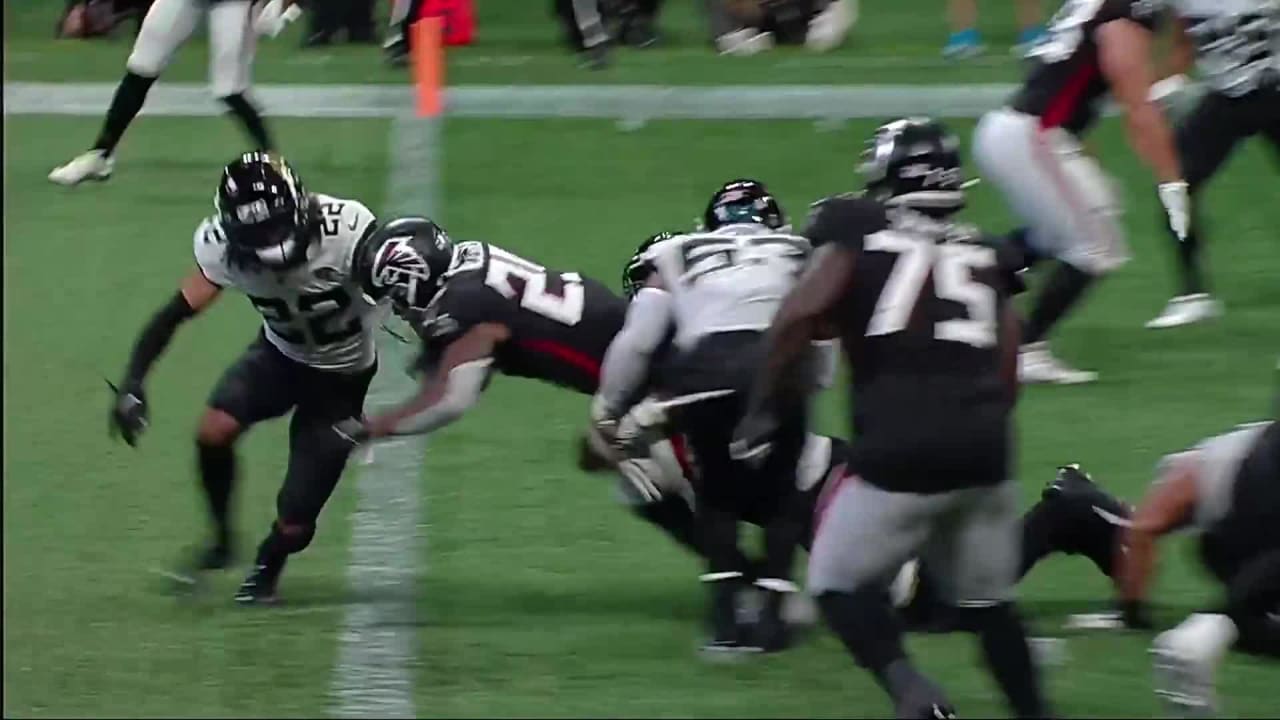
{"left": 208, "top": 0, "right": 273, "bottom": 151}
{"left": 1148, "top": 92, "right": 1240, "bottom": 328}
{"left": 50, "top": 0, "right": 199, "bottom": 185}
{"left": 927, "top": 481, "right": 1048, "bottom": 719}
{"left": 809, "top": 478, "right": 953, "bottom": 715}
{"left": 237, "top": 363, "right": 375, "bottom": 604}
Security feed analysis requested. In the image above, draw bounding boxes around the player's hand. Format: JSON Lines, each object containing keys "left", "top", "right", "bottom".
{"left": 1158, "top": 181, "right": 1191, "bottom": 242}
{"left": 332, "top": 417, "right": 371, "bottom": 446}
{"left": 108, "top": 381, "right": 149, "bottom": 447}
{"left": 254, "top": 0, "right": 302, "bottom": 38}
{"left": 731, "top": 409, "right": 778, "bottom": 465}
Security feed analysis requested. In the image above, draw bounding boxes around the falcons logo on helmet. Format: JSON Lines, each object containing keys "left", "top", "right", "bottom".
{"left": 372, "top": 237, "right": 435, "bottom": 309}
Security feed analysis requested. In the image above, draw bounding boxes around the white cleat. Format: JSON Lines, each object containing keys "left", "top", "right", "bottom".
{"left": 49, "top": 150, "right": 114, "bottom": 186}
{"left": 1151, "top": 630, "right": 1218, "bottom": 718}
{"left": 716, "top": 29, "right": 775, "bottom": 56}
{"left": 1145, "top": 293, "right": 1222, "bottom": 329}
{"left": 1018, "top": 342, "right": 1098, "bottom": 385}
{"left": 805, "top": 0, "right": 858, "bottom": 52}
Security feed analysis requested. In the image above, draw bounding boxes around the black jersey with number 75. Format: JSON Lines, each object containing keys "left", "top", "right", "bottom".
{"left": 804, "top": 196, "right": 1021, "bottom": 493}
{"left": 418, "top": 241, "right": 628, "bottom": 394}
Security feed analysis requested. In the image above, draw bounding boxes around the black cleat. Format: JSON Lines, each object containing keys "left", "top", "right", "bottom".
{"left": 621, "top": 16, "right": 660, "bottom": 48}
{"left": 750, "top": 590, "right": 794, "bottom": 653}
{"left": 578, "top": 42, "right": 611, "bottom": 71}
{"left": 1042, "top": 463, "right": 1096, "bottom": 501}
{"left": 895, "top": 679, "right": 957, "bottom": 719}
{"left": 234, "top": 563, "right": 282, "bottom": 605}
{"left": 159, "top": 542, "right": 234, "bottom": 595}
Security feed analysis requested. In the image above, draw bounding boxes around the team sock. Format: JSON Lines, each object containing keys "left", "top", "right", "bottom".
{"left": 1024, "top": 261, "right": 1095, "bottom": 345}
{"left": 93, "top": 71, "right": 156, "bottom": 155}
{"left": 959, "top": 604, "right": 1047, "bottom": 718}
{"left": 816, "top": 588, "right": 908, "bottom": 687}
{"left": 220, "top": 93, "right": 274, "bottom": 152}
{"left": 633, "top": 496, "right": 699, "bottom": 554}
{"left": 196, "top": 442, "right": 235, "bottom": 550}
{"left": 1172, "top": 215, "right": 1206, "bottom": 296}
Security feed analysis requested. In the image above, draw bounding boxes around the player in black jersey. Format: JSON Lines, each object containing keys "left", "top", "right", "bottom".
{"left": 1146, "top": 0, "right": 1280, "bottom": 329}
{"left": 734, "top": 118, "right": 1046, "bottom": 719}
{"left": 974, "top": 0, "right": 1188, "bottom": 384}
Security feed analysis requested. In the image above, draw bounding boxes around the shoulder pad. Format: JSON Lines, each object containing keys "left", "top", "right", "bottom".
{"left": 804, "top": 195, "right": 888, "bottom": 251}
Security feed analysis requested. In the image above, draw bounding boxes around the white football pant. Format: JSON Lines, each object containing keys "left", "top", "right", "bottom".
{"left": 973, "top": 107, "right": 1129, "bottom": 276}
{"left": 127, "top": 0, "right": 258, "bottom": 97}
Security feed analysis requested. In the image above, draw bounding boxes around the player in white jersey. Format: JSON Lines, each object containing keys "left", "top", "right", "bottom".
{"left": 49, "top": 0, "right": 304, "bottom": 186}
{"left": 1146, "top": 0, "right": 1280, "bottom": 328}
{"left": 592, "top": 180, "right": 818, "bottom": 654}
{"left": 108, "top": 152, "right": 386, "bottom": 604}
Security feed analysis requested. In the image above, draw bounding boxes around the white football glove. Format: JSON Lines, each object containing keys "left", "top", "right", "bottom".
{"left": 1148, "top": 74, "right": 1191, "bottom": 104}
{"left": 254, "top": 0, "right": 302, "bottom": 38}
{"left": 1158, "top": 180, "right": 1191, "bottom": 242}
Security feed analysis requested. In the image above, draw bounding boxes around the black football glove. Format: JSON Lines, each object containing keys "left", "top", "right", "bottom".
{"left": 731, "top": 409, "right": 779, "bottom": 465}
{"left": 107, "top": 380, "right": 149, "bottom": 447}
{"left": 333, "top": 417, "right": 371, "bottom": 446}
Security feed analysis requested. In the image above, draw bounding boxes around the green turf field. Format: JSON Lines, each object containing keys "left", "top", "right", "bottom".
{"left": 5, "top": 0, "right": 1279, "bottom": 717}
{"left": 6, "top": 111, "right": 1278, "bottom": 717}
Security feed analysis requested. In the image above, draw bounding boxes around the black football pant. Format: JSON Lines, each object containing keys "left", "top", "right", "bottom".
{"left": 666, "top": 331, "right": 808, "bottom": 603}
{"left": 1162, "top": 85, "right": 1280, "bottom": 296}
{"left": 208, "top": 333, "right": 375, "bottom": 546}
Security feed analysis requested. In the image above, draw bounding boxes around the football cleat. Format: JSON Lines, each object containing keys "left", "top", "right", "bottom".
{"left": 1042, "top": 463, "right": 1095, "bottom": 501}
{"left": 895, "top": 677, "right": 958, "bottom": 719}
{"left": 1019, "top": 342, "right": 1098, "bottom": 385}
{"left": 234, "top": 563, "right": 282, "bottom": 605}
{"left": 1152, "top": 632, "right": 1218, "bottom": 718}
{"left": 49, "top": 149, "right": 114, "bottom": 186}
{"left": 942, "top": 29, "right": 984, "bottom": 59}
{"left": 1145, "top": 294, "right": 1222, "bottom": 329}
{"left": 159, "top": 542, "right": 234, "bottom": 595}
{"left": 716, "top": 29, "right": 775, "bottom": 56}
{"left": 805, "top": 0, "right": 857, "bottom": 52}
{"left": 578, "top": 42, "right": 611, "bottom": 71}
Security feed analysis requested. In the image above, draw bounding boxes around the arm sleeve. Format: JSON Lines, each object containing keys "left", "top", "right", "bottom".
{"left": 596, "top": 287, "right": 674, "bottom": 414}
{"left": 122, "top": 291, "right": 197, "bottom": 389}
{"left": 386, "top": 358, "right": 493, "bottom": 436}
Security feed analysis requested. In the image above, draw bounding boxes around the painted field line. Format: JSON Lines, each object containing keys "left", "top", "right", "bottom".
{"left": 4, "top": 82, "right": 1021, "bottom": 119}
{"left": 327, "top": 108, "right": 439, "bottom": 718}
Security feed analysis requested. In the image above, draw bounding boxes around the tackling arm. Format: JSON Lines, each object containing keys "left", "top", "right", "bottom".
{"left": 594, "top": 287, "right": 675, "bottom": 418}
{"left": 361, "top": 323, "right": 509, "bottom": 439}
{"left": 1114, "top": 455, "right": 1200, "bottom": 620}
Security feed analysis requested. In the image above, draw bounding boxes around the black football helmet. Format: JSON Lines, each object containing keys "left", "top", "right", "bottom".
{"left": 622, "top": 230, "right": 676, "bottom": 299}
{"left": 859, "top": 117, "right": 965, "bottom": 214}
{"left": 702, "top": 179, "right": 787, "bottom": 231}
{"left": 215, "top": 151, "right": 315, "bottom": 270}
{"left": 360, "top": 216, "right": 455, "bottom": 312}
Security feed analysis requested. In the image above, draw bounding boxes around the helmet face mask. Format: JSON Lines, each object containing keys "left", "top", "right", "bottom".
{"left": 365, "top": 216, "right": 456, "bottom": 312}
{"left": 216, "top": 152, "right": 314, "bottom": 271}
{"left": 623, "top": 231, "right": 675, "bottom": 299}
{"left": 703, "top": 179, "right": 787, "bottom": 232}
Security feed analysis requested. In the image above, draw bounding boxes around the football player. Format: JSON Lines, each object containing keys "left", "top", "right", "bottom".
{"left": 1145, "top": 0, "right": 1280, "bottom": 328}
{"left": 734, "top": 118, "right": 1046, "bottom": 718}
{"left": 330, "top": 218, "right": 711, "bottom": 556}
{"left": 592, "top": 180, "right": 817, "bottom": 655}
{"left": 973, "top": 0, "right": 1188, "bottom": 383}
{"left": 49, "top": 0, "right": 302, "bottom": 186}
{"left": 107, "top": 152, "right": 384, "bottom": 604}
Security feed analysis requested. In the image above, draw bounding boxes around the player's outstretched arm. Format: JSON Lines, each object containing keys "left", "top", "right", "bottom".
{"left": 109, "top": 271, "right": 221, "bottom": 447}
{"left": 1097, "top": 19, "right": 1190, "bottom": 240}
{"left": 1115, "top": 456, "right": 1200, "bottom": 628}
{"left": 593, "top": 284, "right": 674, "bottom": 424}
{"left": 357, "top": 323, "right": 509, "bottom": 441}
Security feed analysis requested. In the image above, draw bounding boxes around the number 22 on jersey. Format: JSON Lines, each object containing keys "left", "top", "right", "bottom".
{"left": 865, "top": 232, "right": 997, "bottom": 348}
{"left": 484, "top": 247, "right": 584, "bottom": 325}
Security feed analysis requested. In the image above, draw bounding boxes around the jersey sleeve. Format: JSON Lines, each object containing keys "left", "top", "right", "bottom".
{"left": 192, "top": 218, "right": 233, "bottom": 287}
{"left": 802, "top": 196, "right": 888, "bottom": 253}
{"left": 427, "top": 274, "right": 513, "bottom": 342}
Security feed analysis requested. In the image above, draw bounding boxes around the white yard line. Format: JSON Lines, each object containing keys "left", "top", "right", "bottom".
{"left": 328, "top": 109, "right": 439, "bottom": 719}
{"left": 3, "top": 82, "right": 1021, "bottom": 119}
